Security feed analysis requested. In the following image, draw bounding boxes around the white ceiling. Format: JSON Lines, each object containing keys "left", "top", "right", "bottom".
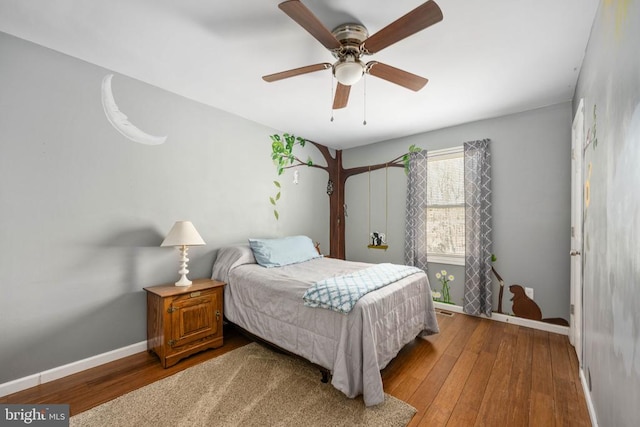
{"left": 0, "top": 0, "right": 599, "bottom": 149}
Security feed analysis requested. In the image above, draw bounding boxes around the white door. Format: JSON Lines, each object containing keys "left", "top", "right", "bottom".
{"left": 570, "top": 99, "right": 584, "bottom": 364}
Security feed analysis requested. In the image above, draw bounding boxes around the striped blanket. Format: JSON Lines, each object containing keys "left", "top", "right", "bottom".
{"left": 303, "top": 263, "right": 422, "bottom": 314}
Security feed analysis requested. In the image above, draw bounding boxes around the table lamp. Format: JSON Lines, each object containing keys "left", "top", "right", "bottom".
{"left": 161, "top": 221, "right": 206, "bottom": 286}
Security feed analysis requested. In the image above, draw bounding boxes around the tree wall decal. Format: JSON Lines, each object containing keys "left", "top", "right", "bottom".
{"left": 270, "top": 133, "right": 420, "bottom": 259}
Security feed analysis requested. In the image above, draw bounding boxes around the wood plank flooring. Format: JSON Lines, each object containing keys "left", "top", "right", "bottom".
{"left": 381, "top": 311, "right": 591, "bottom": 426}
{"left": 2, "top": 312, "right": 591, "bottom": 426}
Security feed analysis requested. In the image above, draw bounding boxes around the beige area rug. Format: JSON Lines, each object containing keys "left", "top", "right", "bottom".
{"left": 70, "top": 342, "right": 416, "bottom": 427}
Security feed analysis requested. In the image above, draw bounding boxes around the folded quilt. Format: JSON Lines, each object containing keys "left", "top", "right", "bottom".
{"left": 303, "top": 263, "right": 423, "bottom": 314}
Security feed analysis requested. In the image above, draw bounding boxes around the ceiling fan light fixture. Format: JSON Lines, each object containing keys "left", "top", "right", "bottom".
{"left": 333, "top": 56, "right": 364, "bottom": 86}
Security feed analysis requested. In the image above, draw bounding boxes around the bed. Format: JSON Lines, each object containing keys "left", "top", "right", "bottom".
{"left": 211, "top": 237, "right": 439, "bottom": 406}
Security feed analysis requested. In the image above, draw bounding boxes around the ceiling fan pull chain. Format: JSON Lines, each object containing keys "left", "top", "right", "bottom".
{"left": 363, "top": 74, "right": 367, "bottom": 126}
{"left": 330, "top": 72, "right": 335, "bottom": 122}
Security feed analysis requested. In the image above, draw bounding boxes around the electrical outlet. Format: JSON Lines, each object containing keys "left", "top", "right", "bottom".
{"left": 525, "top": 287, "right": 534, "bottom": 300}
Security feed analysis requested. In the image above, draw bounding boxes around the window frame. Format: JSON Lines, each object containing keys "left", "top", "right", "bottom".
{"left": 425, "top": 146, "right": 465, "bottom": 266}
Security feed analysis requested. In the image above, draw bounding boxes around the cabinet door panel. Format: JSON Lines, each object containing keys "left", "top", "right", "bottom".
{"left": 170, "top": 292, "right": 219, "bottom": 347}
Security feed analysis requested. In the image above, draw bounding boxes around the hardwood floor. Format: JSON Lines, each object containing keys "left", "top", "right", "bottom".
{"left": 2, "top": 312, "right": 591, "bottom": 426}
{"left": 382, "top": 310, "right": 591, "bottom": 426}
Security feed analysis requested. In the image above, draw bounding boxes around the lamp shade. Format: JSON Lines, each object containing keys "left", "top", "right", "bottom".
{"left": 161, "top": 221, "right": 205, "bottom": 247}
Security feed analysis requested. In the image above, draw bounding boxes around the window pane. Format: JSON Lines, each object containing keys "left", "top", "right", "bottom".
{"left": 426, "top": 151, "right": 465, "bottom": 258}
{"left": 427, "top": 155, "right": 464, "bottom": 205}
{"left": 426, "top": 206, "right": 465, "bottom": 256}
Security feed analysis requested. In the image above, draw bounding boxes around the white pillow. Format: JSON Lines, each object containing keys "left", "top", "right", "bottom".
{"left": 211, "top": 244, "right": 256, "bottom": 283}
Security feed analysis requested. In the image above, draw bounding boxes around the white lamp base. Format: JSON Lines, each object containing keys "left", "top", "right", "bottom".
{"left": 174, "top": 245, "right": 193, "bottom": 287}
{"left": 175, "top": 274, "right": 192, "bottom": 287}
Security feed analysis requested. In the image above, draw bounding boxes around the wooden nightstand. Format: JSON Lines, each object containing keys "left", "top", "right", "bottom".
{"left": 144, "top": 279, "right": 225, "bottom": 368}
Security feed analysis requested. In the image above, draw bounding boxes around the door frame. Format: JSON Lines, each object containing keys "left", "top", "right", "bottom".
{"left": 570, "top": 98, "right": 585, "bottom": 364}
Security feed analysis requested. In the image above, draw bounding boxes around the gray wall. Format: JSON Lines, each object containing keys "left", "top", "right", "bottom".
{"left": 0, "top": 32, "right": 328, "bottom": 384}
{"left": 343, "top": 102, "right": 573, "bottom": 319}
{"left": 574, "top": 1, "right": 640, "bottom": 425}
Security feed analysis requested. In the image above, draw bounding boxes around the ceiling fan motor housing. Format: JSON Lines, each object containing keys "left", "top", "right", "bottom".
{"left": 331, "top": 23, "right": 368, "bottom": 58}
{"left": 331, "top": 24, "right": 369, "bottom": 85}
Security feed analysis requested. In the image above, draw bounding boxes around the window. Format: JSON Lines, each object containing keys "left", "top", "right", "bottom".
{"left": 426, "top": 148, "right": 465, "bottom": 265}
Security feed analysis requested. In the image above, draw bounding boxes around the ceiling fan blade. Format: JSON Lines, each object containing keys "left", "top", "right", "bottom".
{"left": 366, "top": 62, "right": 428, "bottom": 91}
{"left": 263, "top": 63, "right": 332, "bottom": 82}
{"left": 279, "top": 0, "right": 341, "bottom": 50}
{"left": 362, "top": 0, "right": 443, "bottom": 54}
{"left": 333, "top": 83, "right": 351, "bottom": 109}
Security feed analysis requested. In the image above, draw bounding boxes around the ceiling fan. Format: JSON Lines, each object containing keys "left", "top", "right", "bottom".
{"left": 262, "top": 0, "right": 443, "bottom": 110}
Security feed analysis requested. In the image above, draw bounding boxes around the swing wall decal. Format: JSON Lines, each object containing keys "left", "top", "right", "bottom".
{"left": 367, "top": 164, "right": 389, "bottom": 250}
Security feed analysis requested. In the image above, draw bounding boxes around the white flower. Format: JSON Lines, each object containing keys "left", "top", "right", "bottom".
{"left": 435, "top": 273, "right": 441, "bottom": 279}
{"left": 431, "top": 291, "right": 441, "bottom": 298}
{"left": 441, "top": 270, "right": 447, "bottom": 276}
{"left": 448, "top": 275, "right": 454, "bottom": 281}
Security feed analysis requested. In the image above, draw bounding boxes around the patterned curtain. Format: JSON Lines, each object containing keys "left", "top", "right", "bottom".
{"left": 463, "top": 139, "right": 493, "bottom": 316}
{"left": 404, "top": 151, "right": 429, "bottom": 271}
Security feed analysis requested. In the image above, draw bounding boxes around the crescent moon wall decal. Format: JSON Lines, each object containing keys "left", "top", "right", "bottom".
{"left": 101, "top": 74, "right": 167, "bottom": 145}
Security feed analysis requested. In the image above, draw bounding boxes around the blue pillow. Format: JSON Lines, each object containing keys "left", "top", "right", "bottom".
{"left": 248, "top": 236, "right": 321, "bottom": 268}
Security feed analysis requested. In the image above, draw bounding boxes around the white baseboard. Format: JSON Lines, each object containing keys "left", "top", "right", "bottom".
{"left": 580, "top": 368, "right": 599, "bottom": 427}
{"left": 433, "top": 302, "right": 569, "bottom": 336}
{"left": 0, "top": 341, "right": 148, "bottom": 398}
